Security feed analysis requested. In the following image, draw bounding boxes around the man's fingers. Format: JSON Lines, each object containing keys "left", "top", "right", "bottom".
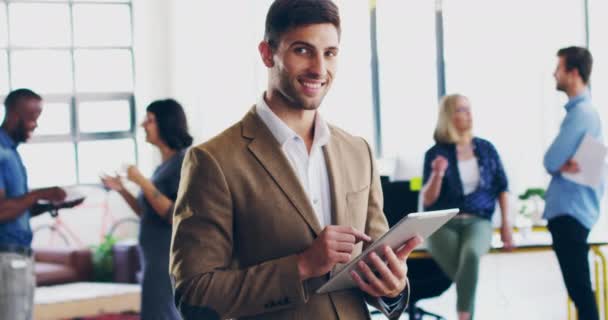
{"left": 395, "top": 235, "right": 423, "bottom": 260}
{"left": 368, "top": 252, "right": 400, "bottom": 291}
{"left": 332, "top": 241, "right": 356, "bottom": 253}
{"left": 357, "top": 260, "right": 389, "bottom": 294}
{"left": 332, "top": 232, "right": 356, "bottom": 244}
{"left": 384, "top": 246, "right": 407, "bottom": 279}
{"left": 330, "top": 252, "right": 351, "bottom": 264}
{"left": 351, "top": 271, "right": 382, "bottom": 297}
{"left": 330, "top": 226, "right": 371, "bottom": 243}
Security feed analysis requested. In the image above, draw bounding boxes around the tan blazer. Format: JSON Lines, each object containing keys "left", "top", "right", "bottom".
{"left": 170, "top": 108, "right": 399, "bottom": 320}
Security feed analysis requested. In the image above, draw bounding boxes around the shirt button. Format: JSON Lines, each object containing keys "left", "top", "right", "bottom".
{"left": 313, "top": 199, "right": 319, "bottom": 205}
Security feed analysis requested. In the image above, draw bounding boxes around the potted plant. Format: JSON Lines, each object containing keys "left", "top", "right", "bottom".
{"left": 91, "top": 234, "right": 118, "bottom": 282}
{"left": 518, "top": 187, "right": 546, "bottom": 226}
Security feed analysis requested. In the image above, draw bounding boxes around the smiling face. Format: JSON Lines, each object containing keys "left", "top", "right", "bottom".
{"left": 13, "top": 97, "right": 42, "bottom": 143}
{"left": 141, "top": 112, "right": 160, "bottom": 145}
{"left": 260, "top": 23, "right": 339, "bottom": 111}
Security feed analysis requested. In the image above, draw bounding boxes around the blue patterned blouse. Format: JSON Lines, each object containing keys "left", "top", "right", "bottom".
{"left": 422, "top": 137, "right": 508, "bottom": 220}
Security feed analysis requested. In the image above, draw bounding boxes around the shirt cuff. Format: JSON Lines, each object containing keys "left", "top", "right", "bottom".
{"left": 379, "top": 277, "right": 410, "bottom": 316}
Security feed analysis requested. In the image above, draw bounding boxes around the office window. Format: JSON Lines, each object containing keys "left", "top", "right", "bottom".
{"left": 0, "top": 5, "right": 7, "bottom": 112}
{"left": 19, "top": 142, "right": 77, "bottom": 187}
{"left": 79, "top": 100, "right": 131, "bottom": 133}
{"left": 0, "top": 50, "right": 7, "bottom": 95}
{"left": 0, "top": 4, "right": 6, "bottom": 48}
{"left": 9, "top": 3, "right": 71, "bottom": 47}
{"left": 78, "top": 139, "right": 135, "bottom": 184}
{"left": 74, "top": 49, "right": 133, "bottom": 92}
{"left": 33, "top": 102, "right": 71, "bottom": 136}
{"left": 375, "top": 0, "right": 438, "bottom": 177}
{"left": 11, "top": 50, "right": 73, "bottom": 93}
{"left": 442, "top": 0, "right": 586, "bottom": 193}
{"left": 589, "top": 0, "right": 608, "bottom": 139}
{"left": 73, "top": 4, "right": 132, "bottom": 47}
{"left": 2, "top": 0, "right": 136, "bottom": 188}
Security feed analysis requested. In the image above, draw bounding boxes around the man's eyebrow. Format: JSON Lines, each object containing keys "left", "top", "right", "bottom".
{"left": 288, "top": 41, "right": 314, "bottom": 48}
{"left": 288, "top": 41, "right": 339, "bottom": 51}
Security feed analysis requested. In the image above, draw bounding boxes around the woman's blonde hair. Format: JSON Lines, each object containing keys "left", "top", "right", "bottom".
{"left": 433, "top": 94, "right": 471, "bottom": 144}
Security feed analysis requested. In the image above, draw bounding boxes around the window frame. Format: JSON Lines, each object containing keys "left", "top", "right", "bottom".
{"left": 0, "top": 0, "right": 137, "bottom": 186}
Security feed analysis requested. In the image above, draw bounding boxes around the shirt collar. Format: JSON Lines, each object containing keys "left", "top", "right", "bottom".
{"left": 0, "top": 127, "right": 17, "bottom": 149}
{"left": 565, "top": 89, "right": 591, "bottom": 112}
{"left": 255, "top": 93, "right": 331, "bottom": 148}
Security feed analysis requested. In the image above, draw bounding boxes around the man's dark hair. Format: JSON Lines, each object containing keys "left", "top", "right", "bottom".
{"left": 557, "top": 46, "right": 593, "bottom": 84}
{"left": 4, "top": 88, "right": 42, "bottom": 111}
{"left": 146, "top": 99, "right": 193, "bottom": 150}
{"left": 264, "top": 0, "right": 341, "bottom": 49}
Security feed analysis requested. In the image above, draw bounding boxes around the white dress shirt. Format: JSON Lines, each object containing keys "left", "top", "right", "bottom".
{"left": 256, "top": 94, "right": 332, "bottom": 229}
{"left": 257, "top": 95, "right": 405, "bottom": 314}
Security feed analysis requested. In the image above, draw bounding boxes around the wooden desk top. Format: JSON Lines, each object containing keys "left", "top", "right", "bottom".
{"left": 34, "top": 282, "right": 140, "bottom": 320}
{"left": 411, "top": 229, "right": 608, "bottom": 258}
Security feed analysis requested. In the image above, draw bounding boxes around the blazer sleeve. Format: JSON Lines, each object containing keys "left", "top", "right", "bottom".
{"left": 360, "top": 139, "right": 409, "bottom": 319}
{"left": 170, "top": 147, "right": 308, "bottom": 319}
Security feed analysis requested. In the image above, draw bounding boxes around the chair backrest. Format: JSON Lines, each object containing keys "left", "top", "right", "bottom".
{"left": 380, "top": 177, "right": 452, "bottom": 302}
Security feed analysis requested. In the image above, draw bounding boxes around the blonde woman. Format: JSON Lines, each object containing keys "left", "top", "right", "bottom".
{"left": 421, "top": 94, "right": 514, "bottom": 320}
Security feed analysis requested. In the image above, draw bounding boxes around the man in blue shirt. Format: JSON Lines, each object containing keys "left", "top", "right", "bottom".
{"left": 0, "top": 89, "right": 77, "bottom": 320}
{"left": 543, "top": 47, "right": 604, "bottom": 320}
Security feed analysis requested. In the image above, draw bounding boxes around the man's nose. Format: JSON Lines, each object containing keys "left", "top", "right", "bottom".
{"left": 308, "top": 53, "right": 327, "bottom": 78}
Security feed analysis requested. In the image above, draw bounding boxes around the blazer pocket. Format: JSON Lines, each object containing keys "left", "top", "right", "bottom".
{"left": 346, "top": 185, "right": 370, "bottom": 230}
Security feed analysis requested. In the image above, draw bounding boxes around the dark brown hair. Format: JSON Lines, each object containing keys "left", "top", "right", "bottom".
{"left": 264, "top": 0, "right": 341, "bottom": 49}
{"left": 146, "top": 99, "right": 193, "bottom": 150}
{"left": 557, "top": 46, "right": 593, "bottom": 84}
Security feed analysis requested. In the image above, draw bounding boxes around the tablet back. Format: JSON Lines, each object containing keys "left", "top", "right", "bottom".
{"left": 316, "top": 208, "right": 458, "bottom": 294}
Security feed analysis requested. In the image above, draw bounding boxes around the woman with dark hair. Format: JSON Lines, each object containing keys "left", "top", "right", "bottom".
{"left": 101, "top": 99, "right": 192, "bottom": 320}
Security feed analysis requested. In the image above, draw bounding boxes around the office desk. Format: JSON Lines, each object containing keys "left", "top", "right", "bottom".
{"left": 411, "top": 229, "right": 608, "bottom": 320}
{"left": 34, "top": 282, "right": 140, "bottom": 320}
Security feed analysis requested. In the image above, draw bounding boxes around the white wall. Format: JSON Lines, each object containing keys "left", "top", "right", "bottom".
{"left": 168, "top": 1, "right": 375, "bottom": 146}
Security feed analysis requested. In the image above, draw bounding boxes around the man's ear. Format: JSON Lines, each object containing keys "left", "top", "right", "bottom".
{"left": 258, "top": 41, "right": 275, "bottom": 68}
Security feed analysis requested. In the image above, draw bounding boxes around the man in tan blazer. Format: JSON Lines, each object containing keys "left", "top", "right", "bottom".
{"left": 170, "top": 1, "right": 421, "bottom": 319}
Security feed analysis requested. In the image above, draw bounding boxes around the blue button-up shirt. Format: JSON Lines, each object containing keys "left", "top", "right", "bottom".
{"left": 543, "top": 90, "right": 605, "bottom": 230}
{"left": 0, "top": 128, "right": 32, "bottom": 247}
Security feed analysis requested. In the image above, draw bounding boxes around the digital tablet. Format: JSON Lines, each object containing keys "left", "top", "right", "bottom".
{"left": 316, "top": 208, "right": 459, "bottom": 294}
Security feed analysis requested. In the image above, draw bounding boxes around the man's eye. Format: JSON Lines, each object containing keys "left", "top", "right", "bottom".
{"left": 295, "top": 47, "right": 309, "bottom": 54}
{"left": 326, "top": 50, "right": 337, "bottom": 57}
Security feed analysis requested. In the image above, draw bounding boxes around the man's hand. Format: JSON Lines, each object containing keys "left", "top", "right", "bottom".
{"left": 560, "top": 159, "right": 580, "bottom": 173}
{"left": 34, "top": 187, "right": 66, "bottom": 202}
{"left": 297, "top": 225, "right": 371, "bottom": 281}
{"left": 350, "top": 236, "right": 423, "bottom": 298}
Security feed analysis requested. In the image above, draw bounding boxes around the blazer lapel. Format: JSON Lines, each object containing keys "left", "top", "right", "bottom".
{"left": 323, "top": 128, "right": 347, "bottom": 228}
{"left": 242, "top": 108, "right": 323, "bottom": 236}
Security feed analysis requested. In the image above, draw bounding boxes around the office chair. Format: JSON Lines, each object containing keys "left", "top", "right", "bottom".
{"left": 406, "top": 258, "right": 451, "bottom": 319}
{"left": 380, "top": 177, "right": 451, "bottom": 320}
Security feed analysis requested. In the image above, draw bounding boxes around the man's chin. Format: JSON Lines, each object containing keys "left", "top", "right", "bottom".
{"left": 298, "top": 95, "right": 326, "bottom": 110}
